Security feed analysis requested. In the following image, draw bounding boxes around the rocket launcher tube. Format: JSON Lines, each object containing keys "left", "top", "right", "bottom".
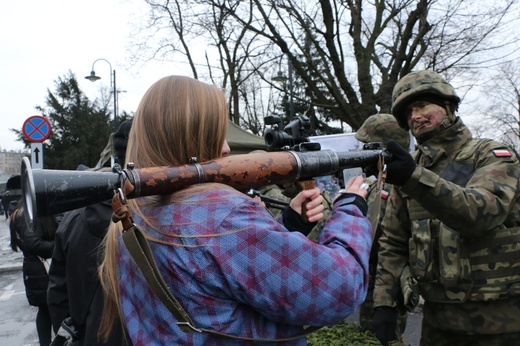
{"left": 22, "top": 149, "right": 390, "bottom": 220}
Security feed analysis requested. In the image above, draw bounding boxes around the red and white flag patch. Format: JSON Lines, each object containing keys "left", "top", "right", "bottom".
{"left": 381, "top": 190, "right": 389, "bottom": 199}
{"left": 493, "top": 149, "right": 512, "bottom": 157}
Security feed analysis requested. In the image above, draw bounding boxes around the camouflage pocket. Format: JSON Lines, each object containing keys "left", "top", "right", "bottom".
{"left": 409, "top": 219, "right": 433, "bottom": 280}
{"left": 438, "top": 224, "right": 471, "bottom": 286}
{"left": 437, "top": 224, "right": 473, "bottom": 302}
{"left": 468, "top": 226, "right": 520, "bottom": 300}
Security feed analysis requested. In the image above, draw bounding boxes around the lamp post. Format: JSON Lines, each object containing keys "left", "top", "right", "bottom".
{"left": 85, "top": 58, "right": 117, "bottom": 132}
{"left": 272, "top": 57, "right": 295, "bottom": 121}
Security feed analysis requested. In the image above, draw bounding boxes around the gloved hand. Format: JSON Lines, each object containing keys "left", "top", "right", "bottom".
{"left": 385, "top": 140, "right": 416, "bottom": 186}
{"left": 400, "top": 265, "right": 420, "bottom": 311}
{"left": 373, "top": 306, "right": 398, "bottom": 346}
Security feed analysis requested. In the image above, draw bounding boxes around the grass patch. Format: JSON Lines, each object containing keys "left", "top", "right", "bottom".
{"left": 306, "top": 321, "right": 410, "bottom": 346}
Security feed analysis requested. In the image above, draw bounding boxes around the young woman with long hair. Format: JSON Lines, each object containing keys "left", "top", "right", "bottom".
{"left": 99, "top": 75, "right": 373, "bottom": 345}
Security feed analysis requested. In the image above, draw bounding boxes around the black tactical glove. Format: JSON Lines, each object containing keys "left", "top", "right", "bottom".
{"left": 385, "top": 140, "right": 416, "bottom": 186}
{"left": 373, "top": 306, "right": 398, "bottom": 346}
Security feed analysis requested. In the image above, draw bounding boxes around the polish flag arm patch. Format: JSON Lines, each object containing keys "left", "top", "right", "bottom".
{"left": 493, "top": 149, "right": 512, "bottom": 157}
{"left": 381, "top": 190, "right": 389, "bottom": 199}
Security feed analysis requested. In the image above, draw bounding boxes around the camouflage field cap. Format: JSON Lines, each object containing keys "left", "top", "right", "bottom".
{"left": 355, "top": 113, "right": 410, "bottom": 149}
{"left": 391, "top": 70, "right": 461, "bottom": 129}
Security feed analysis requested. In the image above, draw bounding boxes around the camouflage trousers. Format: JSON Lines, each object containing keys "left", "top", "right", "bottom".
{"left": 359, "top": 287, "right": 407, "bottom": 336}
{"left": 420, "top": 298, "right": 520, "bottom": 346}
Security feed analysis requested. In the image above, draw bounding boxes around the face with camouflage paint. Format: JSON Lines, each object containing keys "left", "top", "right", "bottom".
{"left": 405, "top": 100, "right": 447, "bottom": 139}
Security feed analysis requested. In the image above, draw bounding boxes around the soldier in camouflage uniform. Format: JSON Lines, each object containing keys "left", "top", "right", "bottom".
{"left": 354, "top": 114, "right": 412, "bottom": 338}
{"left": 373, "top": 70, "right": 520, "bottom": 345}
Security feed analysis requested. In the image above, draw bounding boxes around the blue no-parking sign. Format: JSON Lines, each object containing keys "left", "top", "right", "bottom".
{"left": 22, "top": 115, "right": 52, "bottom": 143}
{"left": 22, "top": 116, "right": 51, "bottom": 168}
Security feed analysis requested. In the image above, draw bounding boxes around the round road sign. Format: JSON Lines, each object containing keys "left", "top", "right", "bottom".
{"left": 22, "top": 115, "right": 52, "bottom": 143}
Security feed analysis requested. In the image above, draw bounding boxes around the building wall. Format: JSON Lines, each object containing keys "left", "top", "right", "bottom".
{"left": 0, "top": 150, "right": 29, "bottom": 177}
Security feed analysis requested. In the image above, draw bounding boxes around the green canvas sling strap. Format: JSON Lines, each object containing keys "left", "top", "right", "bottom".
{"left": 366, "top": 154, "right": 387, "bottom": 237}
{"left": 112, "top": 187, "right": 323, "bottom": 342}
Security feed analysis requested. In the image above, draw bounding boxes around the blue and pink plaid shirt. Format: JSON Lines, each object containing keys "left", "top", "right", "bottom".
{"left": 117, "top": 184, "right": 373, "bottom": 345}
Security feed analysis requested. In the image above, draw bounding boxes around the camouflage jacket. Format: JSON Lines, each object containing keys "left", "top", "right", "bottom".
{"left": 374, "top": 119, "right": 520, "bottom": 308}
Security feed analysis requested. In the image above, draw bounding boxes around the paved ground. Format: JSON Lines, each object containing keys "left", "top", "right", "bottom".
{"left": 0, "top": 218, "right": 23, "bottom": 274}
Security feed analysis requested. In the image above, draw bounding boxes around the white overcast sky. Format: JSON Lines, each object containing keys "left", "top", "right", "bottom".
{"left": 0, "top": 0, "right": 190, "bottom": 151}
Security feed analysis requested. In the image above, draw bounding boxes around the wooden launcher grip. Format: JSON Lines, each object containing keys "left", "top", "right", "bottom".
{"left": 295, "top": 179, "right": 317, "bottom": 223}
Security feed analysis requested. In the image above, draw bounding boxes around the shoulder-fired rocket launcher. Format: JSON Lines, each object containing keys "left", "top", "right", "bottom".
{"left": 22, "top": 148, "right": 390, "bottom": 225}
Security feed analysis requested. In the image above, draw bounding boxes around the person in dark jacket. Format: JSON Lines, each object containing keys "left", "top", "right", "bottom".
{"left": 48, "top": 201, "right": 127, "bottom": 345}
{"left": 10, "top": 201, "right": 58, "bottom": 346}
{"left": 3, "top": 191, "right": 11, "bottom": 219}
{"left": 47, "top": 119, "right": 132, "bottom": 345}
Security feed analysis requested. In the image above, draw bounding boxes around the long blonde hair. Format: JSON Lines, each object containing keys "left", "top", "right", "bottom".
{"left": 98, "top": 76, "right": 229, "bottom": 339}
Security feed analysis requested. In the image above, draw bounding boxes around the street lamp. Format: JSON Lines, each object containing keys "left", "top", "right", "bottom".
{"left": 85, "top": 58, "right": 117, "bottom": 132}
{"left": 272, "top": 57, "right": 295, "bottom": 121}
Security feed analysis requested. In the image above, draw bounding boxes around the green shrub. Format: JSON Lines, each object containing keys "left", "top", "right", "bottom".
{"left": 306, "top": 321, "right": 409, "bottom": 346}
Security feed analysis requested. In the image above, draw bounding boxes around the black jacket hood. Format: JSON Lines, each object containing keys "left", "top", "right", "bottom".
{"left": 81, "top": 200, "right": 113, "bottom": 238}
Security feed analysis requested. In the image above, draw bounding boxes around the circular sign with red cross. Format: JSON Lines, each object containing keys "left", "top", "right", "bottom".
{"left": 22, "top": 115, "right": 52, "bottom": 143}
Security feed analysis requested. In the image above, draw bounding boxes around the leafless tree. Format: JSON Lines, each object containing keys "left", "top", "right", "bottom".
{"left": 477, "top": 62, "right": 520, "bottom": 151}
{"left": 128, "top": 0, "right": 275, "bottom": 128}
{"left": 127, "top": 0, "right": 519, "bottom": 134}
